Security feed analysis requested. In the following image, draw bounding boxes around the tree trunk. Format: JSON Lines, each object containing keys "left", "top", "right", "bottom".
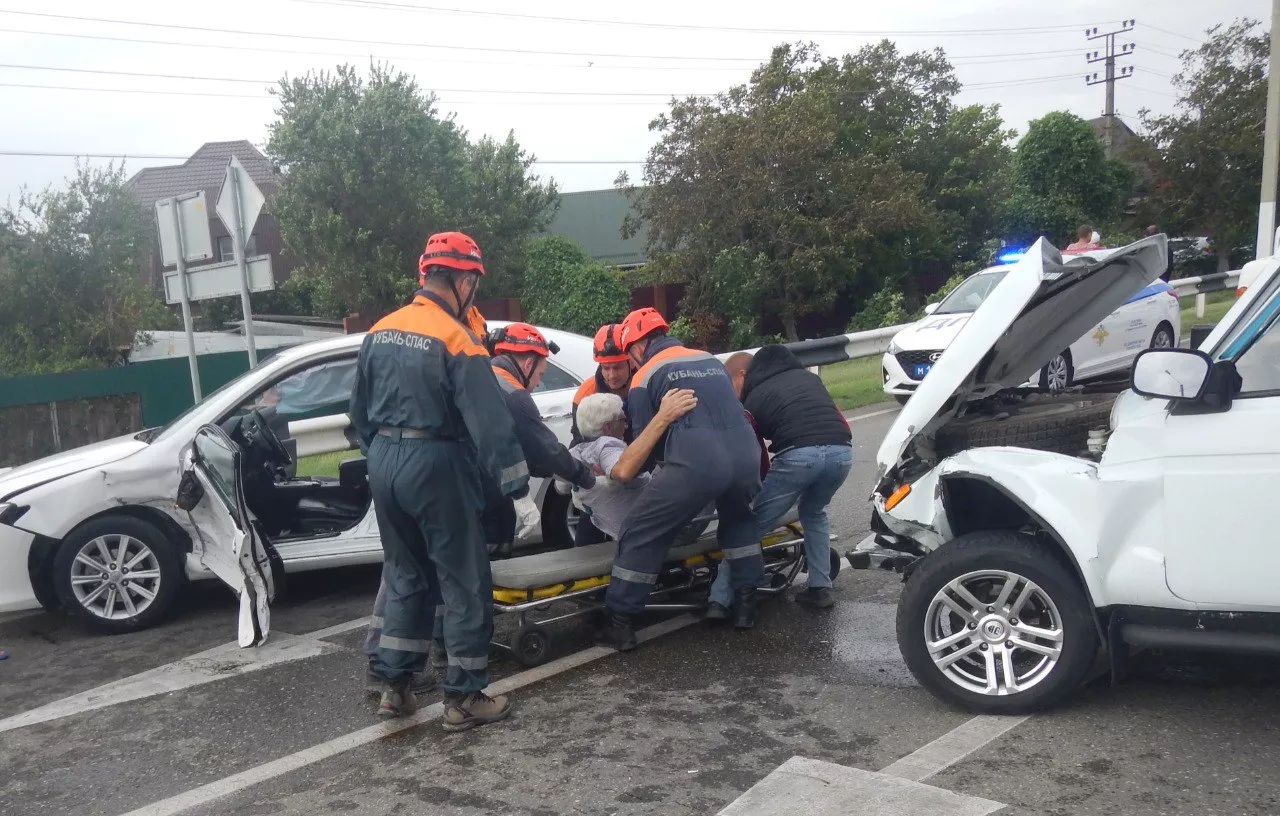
{"left": 1217, "top": 247, "right": 1230, "bottom": 274}
{"left": 781, "top": 316, "right": 799, "bottom": 343}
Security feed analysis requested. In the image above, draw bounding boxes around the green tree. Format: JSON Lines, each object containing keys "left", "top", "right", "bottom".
{"left": 520, "top": 236, "right": 630, "bottom": 336}
{"left": 268, "top": 64, "right": 557, "bottom": 321}
{"left": 621, "top": 42, "right": 1012, "bottom": 345}
{"left": 0, "top": 164, "right": 170, "bottom": 375}
{"left": 1140, "top": 19, "right": 1268, "bottom": 272}
{"left": 1004, "top": 111, "right": 1135, "bottom": 245}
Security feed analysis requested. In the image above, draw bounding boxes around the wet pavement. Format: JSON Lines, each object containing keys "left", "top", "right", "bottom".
{"left": 3, "top": 405, "right": 1280, "bottom": 814}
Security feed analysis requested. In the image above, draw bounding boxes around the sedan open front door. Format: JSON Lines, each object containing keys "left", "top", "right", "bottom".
{"left": 177, "top": 425, "right": 278, "bottom": 647}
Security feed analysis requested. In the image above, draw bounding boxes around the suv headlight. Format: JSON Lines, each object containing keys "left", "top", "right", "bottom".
{"left": 887, "top": 339, "right": 902, "bottom": 355}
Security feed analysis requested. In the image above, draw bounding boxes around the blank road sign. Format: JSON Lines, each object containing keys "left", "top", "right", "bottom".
{"left": 163, "top": 255, "right": 276, "bottom": 305}
{"left": 155, "top": 192, "right": 214, "bottom": 267}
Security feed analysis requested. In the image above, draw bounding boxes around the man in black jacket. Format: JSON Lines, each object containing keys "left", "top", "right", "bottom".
{"left": 713, "top": 345, "right": 853, "bottom": 610}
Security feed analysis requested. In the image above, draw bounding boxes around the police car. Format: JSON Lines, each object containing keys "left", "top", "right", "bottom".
{"left": 882, "top": 248, "right": 1181, "bottom": 400}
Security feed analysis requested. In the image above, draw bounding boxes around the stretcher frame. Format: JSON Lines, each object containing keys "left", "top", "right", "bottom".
{"left": 490, "top": 522, "right": 838, "bottom": 666}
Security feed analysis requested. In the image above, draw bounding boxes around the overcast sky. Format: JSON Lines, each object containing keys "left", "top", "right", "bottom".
{"left": 0, "top": 0, "right": 1269, "bottom": 207}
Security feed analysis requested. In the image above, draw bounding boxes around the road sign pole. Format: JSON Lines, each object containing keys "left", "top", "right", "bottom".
{"left": 167, "top": 197, "right": 203, "bottom": 402}
{"left": 1257, "top": 0, "right": 1280, "bottom": 260}
{"left": 228, "top": 164, "right": 259, "bottom": 367}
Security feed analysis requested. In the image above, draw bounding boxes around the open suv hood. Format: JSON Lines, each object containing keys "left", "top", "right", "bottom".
{"left": 874, "top": 235, "right": 1168, "bottom": 487}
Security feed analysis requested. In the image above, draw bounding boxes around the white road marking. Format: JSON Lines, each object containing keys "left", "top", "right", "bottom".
{"left": 878, "top": 714, "right": 1031, "bottom": 782}
{"left": 305, "top": 617, "right": 373, "bottom": 640}
{"left": 716, "top": 756, "right": 1004, "bottom": 816}
{"left": 118, "top": 614, "right": 699, "bottom": 816}
{"left": 844, "top": 406, "right": 899, "bottom": 422}
{"left": 0, "top": 634, "right": 337, "bottom": 734}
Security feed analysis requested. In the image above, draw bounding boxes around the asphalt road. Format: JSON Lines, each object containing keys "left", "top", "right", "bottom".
{"left": 3, "top": 403, "right": 1280, "bottom": 815}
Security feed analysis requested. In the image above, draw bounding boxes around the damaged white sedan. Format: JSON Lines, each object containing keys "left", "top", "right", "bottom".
{"left": 858, "top": 235, "right": 1280, "bottom": 713}
{"left": 0, "top": 325, "right": 594, "bottom": 635}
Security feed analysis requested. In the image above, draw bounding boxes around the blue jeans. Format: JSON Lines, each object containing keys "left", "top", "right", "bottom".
{"left": 709, "top": 444, "right": 853, "bottom": 606}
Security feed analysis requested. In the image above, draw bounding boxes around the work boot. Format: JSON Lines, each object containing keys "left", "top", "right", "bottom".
{"left": 703, "top": 601, "right": 730, "bottom": 623}
{"left": 377, "top": 682, "right": 419, "bottom": 719}
{"left": 365, "top": 665, "right": 439, "bottom": 699}
{"left": 795, "top": 587, "right": 836, "bottom": 609}
{"left": 733, "top": 588, "right": 758, "bottom": 630}
{"left": 442, "top": 690, "right": 513, "bottom": 733}
{"left": 594, "top": 611, "right": 638, "bottom": 651}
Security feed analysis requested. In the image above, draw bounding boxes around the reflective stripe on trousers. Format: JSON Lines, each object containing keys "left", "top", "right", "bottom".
{"left": 367, "top": 434, "right": 494, "bottom": 694}
{"left": 606, "top": 442, "right": 762, "bottom": 617}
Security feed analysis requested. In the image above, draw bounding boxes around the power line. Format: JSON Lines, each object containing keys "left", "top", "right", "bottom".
{"left": 0, "top": 63, "right": 712, "bottom": 94}
{"left": 0, "top": 26, "right": 754, "bottom": 71}
{"left": 0, "top": 149, "right": 646, "bottom": 164}
{"left": 0, "top": 81, "right": 266, "bottom": 99}
{"left": 1144, "top": 23, "right": 1203, "bottom": 45}
{"left": 0, "top": 25, "right": 1095, "bottom": 69}
{"left": 0, "top": 62, "right": 272, "bottom": 85}
{"left": 285, "top": 0, "right": 1114, "bottom": 37}
{"left": 1142, "top": 42, "right": 1186, "bottom": 60}
{"left": 964, "top": 72, "right": 1084, "bottom": 89}
{"left": 0, "top": 58, "right": 1136, "bottom": 97}
{"left": 0, "top": 81, "right": 673, "bottom": 105}
{"left": 0, "top": 9, "right": 765, "bottom": 62}
{"left": 1128, "top": 83, "right": 1179, "bottom": 99}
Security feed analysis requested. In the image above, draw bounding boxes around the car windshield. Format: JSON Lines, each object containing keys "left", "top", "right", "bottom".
{"left": 933, "top": 270, "right": 1009, "bottom": 315}
{"left": 141, "top": 375, "right": 253, "bottom": 444}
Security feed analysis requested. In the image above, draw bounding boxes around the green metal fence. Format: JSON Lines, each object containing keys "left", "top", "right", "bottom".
{"left": 0, "top": 351, "right": 266, "bottom": 467}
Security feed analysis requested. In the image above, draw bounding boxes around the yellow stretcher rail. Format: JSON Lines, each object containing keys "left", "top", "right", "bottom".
{"left": 490, "top": 524, "right": 802, "bottom": 605}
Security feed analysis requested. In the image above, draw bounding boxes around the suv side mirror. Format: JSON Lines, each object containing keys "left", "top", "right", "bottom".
{"left": 923, "top": 303, "right": 939, "bottom": 315}
{"left": 1131, "top": 348, "right": 1212, "bottom": 400}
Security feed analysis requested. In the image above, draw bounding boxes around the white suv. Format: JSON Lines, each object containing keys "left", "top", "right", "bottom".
{"left": 861, "top": 235, "right": 1280, "bottom": 712}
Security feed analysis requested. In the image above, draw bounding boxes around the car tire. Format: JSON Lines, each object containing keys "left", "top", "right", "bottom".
{"left": 896, "top": 530, "right": 1098, "bottom": 714}
{"left": 934, "top": 392, "right": 1116, "bottom": 458}
{"left": 1150, "top": 322, "right": 1175, "bottom": 350}
{"left": 51, "top": 514, "right": 186, "bottom": 634}
{"left": 1038, "top": 350, "right": 1073, "bottom": 392}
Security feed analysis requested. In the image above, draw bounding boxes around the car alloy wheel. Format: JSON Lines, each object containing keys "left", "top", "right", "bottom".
{"left": 1043, "top": 354, "right": 1070, "bottom": 392}
{"left": 1151, "top": 326, "right": 1174, "bottom": 349}
{"left": 69, "top": 534, "right": 163, "bottom": 621}
{"left": 923, "top": 569, "right": 1063, "bottom": 696}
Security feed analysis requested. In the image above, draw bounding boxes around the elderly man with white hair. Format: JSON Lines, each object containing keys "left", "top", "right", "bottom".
{"left": 558, "top": 388, "right": 697, "bottom": 540}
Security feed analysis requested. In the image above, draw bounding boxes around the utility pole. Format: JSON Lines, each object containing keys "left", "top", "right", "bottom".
{"left": 1086, "top": 19, "right": 1137, "bottom": 157}
{"left": 1256, "top": 0, "right": 1280, "bottom": 259}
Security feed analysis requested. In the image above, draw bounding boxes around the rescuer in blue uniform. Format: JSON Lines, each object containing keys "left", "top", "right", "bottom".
{"left": 350, "top": 231, "right": 528, "bottom": 732}
{"left": 596, "top": 308, "right": 765, "bottom": 650}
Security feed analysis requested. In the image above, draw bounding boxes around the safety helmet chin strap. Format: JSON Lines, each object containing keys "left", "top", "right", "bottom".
{"left": 502, "top": 352, "right": 535, "bottom": 389}
{"left": 448, "top": 272, "right": 478, "bottom": 317}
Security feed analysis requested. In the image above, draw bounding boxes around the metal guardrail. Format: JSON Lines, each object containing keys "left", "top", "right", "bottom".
{"left": 1170, "top": 270, "right": 1240, "bottom": 297}
{"left": 770, "top": 269, "right": 1244, "bottom": 369}
{"left": 292, "top": 270, "right": 1245, "bottom": 460}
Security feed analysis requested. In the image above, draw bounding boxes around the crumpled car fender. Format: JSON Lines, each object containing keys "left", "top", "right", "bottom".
{"left": 885, "top": 447, "right": 1116, "bottom": 605}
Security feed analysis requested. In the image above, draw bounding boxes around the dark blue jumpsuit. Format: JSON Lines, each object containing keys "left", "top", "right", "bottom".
{"left": 350, "top": 292, "right": 529, "bottom": 694}
{"left": 604, "top": 335, "right": 764, "bottom": 616}
{"left": 482, "top": 356, "right": 596, "bottom": 553}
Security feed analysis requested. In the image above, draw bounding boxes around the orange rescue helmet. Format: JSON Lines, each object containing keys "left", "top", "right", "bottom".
{"left": 592, "top": 323, "right": 629, "bottom": 364}
{"left": 418, "top": 231, "right": 485, "bottom": 278}
{"left": 618, "top": 307, "right": 669, "bottom": 350}
{"left": 488, "top": 322, "right": 558, "bottom": 357}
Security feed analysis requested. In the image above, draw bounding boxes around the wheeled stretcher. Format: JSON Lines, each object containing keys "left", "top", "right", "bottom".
{"left": 490, "top": 511, "right": 840, "bottom": 666}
